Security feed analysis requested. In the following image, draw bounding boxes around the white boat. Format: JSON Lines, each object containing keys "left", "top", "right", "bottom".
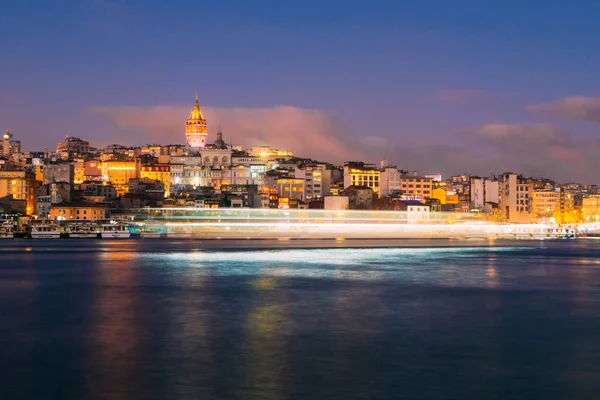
{"left": 68, "top": 223, "right": 99, "bottom": 239}
{"left": 0, "top": 221, "right": 14, "bottom": 239}
{"left": 100, "top": 223, "right": 131, "bottom": 239}
{"left": 31, "top": 222, "right": 62, "bottom": 239}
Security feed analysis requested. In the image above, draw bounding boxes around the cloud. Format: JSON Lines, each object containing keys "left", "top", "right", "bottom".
{"left": 450, "top": 122, "right": 591, "bottom": 180}
{"left": 91, "top": 105, "right": 366, "bottom": 162}
{"left": 464, "top": 123, "right": 569, "bottom": 148}
{"left": 435, "top": 89, "right": 484, "bottom": 105}
{"left": 526, "top": 96, "right": 600, "bottom": 124}
{"left": 90, "top": 104, "right": 600, "bottom": 183}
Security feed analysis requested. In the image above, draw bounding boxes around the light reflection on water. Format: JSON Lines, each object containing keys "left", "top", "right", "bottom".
{"left": 2, "top": 239, "right": 600, "bottom": 399}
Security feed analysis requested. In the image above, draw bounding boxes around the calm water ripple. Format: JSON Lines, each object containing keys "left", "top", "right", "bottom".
{"left": 2, "top": 239, "right": 600, "bottom": 399}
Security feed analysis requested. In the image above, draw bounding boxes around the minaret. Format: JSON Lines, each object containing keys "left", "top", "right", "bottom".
{"left": 185, "top": 93, "right": 208, "bottom": 148}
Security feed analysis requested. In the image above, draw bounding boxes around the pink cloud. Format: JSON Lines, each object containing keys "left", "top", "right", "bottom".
{"left": 549, "top": 146, "right": 580, "bottom": 164}
{"left": 526, "top": 96, "right": 600, "bottom": 125}
{"left": 91, "top": 104, "right": 366, "bottom": 162}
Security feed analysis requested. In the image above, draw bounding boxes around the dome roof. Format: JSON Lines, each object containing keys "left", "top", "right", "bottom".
{"left": 188, "top": 93, "right": 204, "bottom": 121}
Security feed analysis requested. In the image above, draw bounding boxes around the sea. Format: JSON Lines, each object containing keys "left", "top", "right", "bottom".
{"left": 1, "top": 238, "right": 600, "bottom": 399}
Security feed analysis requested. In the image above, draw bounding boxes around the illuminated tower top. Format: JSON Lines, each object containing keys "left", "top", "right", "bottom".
{"left": 189, "top": 93, "right": 204, "bottom": 120}
{"left": 185, "top": 93, "right": 208, "bottom": 148}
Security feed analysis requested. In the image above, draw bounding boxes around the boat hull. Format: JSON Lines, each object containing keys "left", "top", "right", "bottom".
{"left": 100, "top": 232, "right": 131, "bottom": 239}
{"left": 141, "top": 232, "right": 162, "bottom": 238}
{"left": 31, "top": 232, "right": 61, "bottom": 239}
{"left": 69, "top": 233, "right": 99, "bottom": 239}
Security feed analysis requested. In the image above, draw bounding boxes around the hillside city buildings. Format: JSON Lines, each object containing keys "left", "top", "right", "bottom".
{"left": 1, "top": 94, "right": 599, "bottom": 225}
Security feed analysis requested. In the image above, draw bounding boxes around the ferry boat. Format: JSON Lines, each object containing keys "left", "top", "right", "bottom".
{"left": 100, "top": 222, "right": 131, "bottom": 239}
{"left": 166, "top": 225, "right": 193, "bottom": 239}
{"left": 139, "top": 222, "right": 165, "bottom": 238}
{"left": 68, "top": 223, "right": 99, "bottom": 239}
{"left": 0, "top": 221, "right": 14, "bottom": 239}
{"left": 31, "top": 221, "right": 62, "bottom": 239}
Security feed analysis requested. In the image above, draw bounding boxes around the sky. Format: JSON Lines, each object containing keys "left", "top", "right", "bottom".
{"left": 1, "top": 0, "right": 600, "bottom": 183}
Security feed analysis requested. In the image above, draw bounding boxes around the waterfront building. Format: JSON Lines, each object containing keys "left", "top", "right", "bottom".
{"left": 582, "top": 194, "right": 600, "bottom": 222}
{"left": 470, "top": 177, "right": 499, "bottom": 211}
{"left": 399, "top": 175, "right": 433, "bottom": 199}
{"left": 35, "top": 195, "right": 53, "bottom": 219}
{"left": 560, "top": 189, "right": 578, "bottom": 224}
{"left": 185, "top": 94, "right": 208, "bottom": 148}
{"left": 277, "top": 178, "right": 305, "bottom": 201}
{"left": 344, "top": 185, "right": 376, "bottom": 210}
{"left": 500, "top": 173, "right": 533, "bottom": 223}
{"left": 49, "top": 201, "right": 108, "bottom": 221}
{"left": 431, "top": 187, "right": 448, "bottom": 204}
{"left": 379, "top": 162, "right": 402, "bottom": 198}
{"left": 404, "top": 200, "right": 431, "bottom": 221}
{"left": 295, "top": 163, "right": 330, "bottom": 200}
{"left": 343, "top": 162, "right": 380, "bottom": 195}
{"left": 0, "top": 170, "right": 36, "bottom": 215}
{"left": 532, "top": 189, "right": 560, "bottom": 223}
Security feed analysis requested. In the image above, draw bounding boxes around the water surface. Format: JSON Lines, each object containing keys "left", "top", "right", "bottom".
{"left": 2, "top": 239, "right": 600, "bottom": 399}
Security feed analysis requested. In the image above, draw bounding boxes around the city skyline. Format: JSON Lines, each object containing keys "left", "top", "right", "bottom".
{"left": 2, "top": 1, "right": 600, "bottom": 182}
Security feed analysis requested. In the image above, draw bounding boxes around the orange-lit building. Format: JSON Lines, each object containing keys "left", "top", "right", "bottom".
{"left": 140, "top": 164, "right": 171, "bottom": 197}
{"left": 400, "top": 176, "right": 433, "bottom": 199}
{"left": 49, "top": 201, "right": 107, "bottom": 221}
{"left": 582, "top": 195, "right": 600, "bottom": 222}
{"left": 343, "top": 162, "right": 380, "bottom": 195}
{"left": 73, "top": 158, "right": 85, "bottom": 184}
{"left": 0, "top": 170, "right": 36, "bottom": 215}
{"left": 101, "top": 160, "right": 139, "bottom": 196}
{"left": 277, "top": 178, "right": 304, "bottom": 201}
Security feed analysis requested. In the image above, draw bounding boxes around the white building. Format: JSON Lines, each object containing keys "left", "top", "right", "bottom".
{"left": 200, "top": 148, "right": 232, "bottom": 167}
{"left": 295, "top": 164, "right": 331, "bottom": 200}
{"left": 223, "top": 164, "right": 264, "bottom": 186}
{"left": 379, "top": 165, "right": 402, "bottom": 197}
{"left": 324, "top": 196, "right": 349, "bottom": 210}
{"left": 470, "top": 177, "right": 499, "bottom": 210}
{"left": 500, "top": 173, "right": 533, "bottom": 223}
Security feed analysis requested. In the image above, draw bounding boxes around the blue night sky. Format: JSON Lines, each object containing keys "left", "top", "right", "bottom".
{"left": 2, "top": 0, "right": 600, "bottom": 182}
